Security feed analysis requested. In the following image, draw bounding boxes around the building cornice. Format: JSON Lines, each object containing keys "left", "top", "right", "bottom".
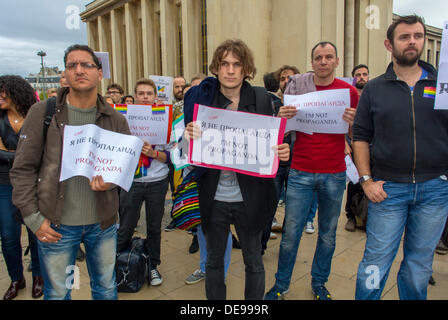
{"left": 80, "top": 0, "right": 131, "bottom": 22}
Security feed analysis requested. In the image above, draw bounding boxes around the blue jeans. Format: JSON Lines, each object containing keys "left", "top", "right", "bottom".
{"left": 197, "top": 224, "right": 232, "bottom": 275}
{"left": 271, "top": 169, "right": 346, "bottom": 292}
{"left": 0, "top": 184, "right": 41, "bottom": 280}
{"left": 307, "top": 192, "right": 318, "bottom": 223}
{"left": 38, "top": 223, "right": 117, "bottom": 300}
{"left": 355, "top": 176, "right": 448, "bottom": 300}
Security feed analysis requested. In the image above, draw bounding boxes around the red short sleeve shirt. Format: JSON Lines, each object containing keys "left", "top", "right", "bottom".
{"left": 290, "top": 78, "right": 359, "bottom": 173}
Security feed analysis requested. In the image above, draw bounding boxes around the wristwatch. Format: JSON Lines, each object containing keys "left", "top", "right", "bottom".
{"left": 359, "top": 175, "right": 372, "bottom": 184}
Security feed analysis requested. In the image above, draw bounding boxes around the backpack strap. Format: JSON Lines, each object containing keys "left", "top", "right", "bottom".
{"left": 43, "top": 97, "right": 56, "bottom": 145}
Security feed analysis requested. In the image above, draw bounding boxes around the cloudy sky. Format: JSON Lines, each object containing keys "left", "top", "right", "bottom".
{"left": 0, "top": 0, "right": 446, "bottom": 77}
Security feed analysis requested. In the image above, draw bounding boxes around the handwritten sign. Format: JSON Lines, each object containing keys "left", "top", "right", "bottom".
{"left": 189, "top": 104, "right": 286, "bottom": 177}
{"left": 284, "top": 89, "right": 350, "bottom": 134}
{"left": 150, "top": 75, "right": 174, "bottom": 104}
{"left": 124, "top": 104, "right": 173, "bottom": 145}
{"left": 435, "top": 21, "right": 448, "bottom": 110}
{"left": 60, "top": 124, "right": 143, "bottom": 192}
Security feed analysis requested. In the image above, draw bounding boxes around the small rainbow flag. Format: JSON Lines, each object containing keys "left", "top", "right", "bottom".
{"left": 423, "top": 87, "right": 436, "bottom": 99}
{"left": 114, "top": 104, "right": 127, "bottom": 114}
{"left": 152, "top": 106, "right": 166, "bottom": 114}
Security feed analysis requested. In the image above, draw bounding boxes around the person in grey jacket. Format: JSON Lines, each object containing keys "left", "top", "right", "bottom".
{"left": 353, "top": 15, "right": 448, "bottom": 300}
{"left": 10, "top": 44, "right": 131, "bottom": 300}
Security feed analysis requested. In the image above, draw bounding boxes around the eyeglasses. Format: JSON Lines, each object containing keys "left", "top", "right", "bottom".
{"left": 108, "top": 90, "right": 121, "bottom": 95}
{"left": 65, "top": 62, "right": 98, "bottom": 70}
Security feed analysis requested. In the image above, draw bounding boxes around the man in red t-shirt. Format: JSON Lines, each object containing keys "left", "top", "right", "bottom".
{"left": 265, "top": 42, "right": 358, "bottom": 300}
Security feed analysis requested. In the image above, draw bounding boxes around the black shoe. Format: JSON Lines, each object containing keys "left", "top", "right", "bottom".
{"left": 76, "top": 247, "right": 85, "bottom": 262}
{"left": 232, "top": 234, "right": 241, "bottom": 249}
{"left": 189, "top": 235, "right": 199, "bottom": 254}
{"left": 164, "top": 220, "right": 177, "bottom": 232}
{"left": 429, "top": 276, "right": 436, "bottom": 286}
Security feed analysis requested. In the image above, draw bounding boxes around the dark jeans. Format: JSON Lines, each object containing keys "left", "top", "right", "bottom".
{"left": 205, "top": 201, "right": 265, "bottom": 300}
{"left": 261, "top": 165, "right": 290, "bottom": 253}
{"left": 441, "top": 217, "right": 448, "bottom": 247}
{"left": 117, "top": 178, "right": 168, "bottom": 267}
{"left": 345, "top": 181, "right": 361, "bottom": 220}
{"left": 0, "top": 184, "right": 41, "bottom": 281}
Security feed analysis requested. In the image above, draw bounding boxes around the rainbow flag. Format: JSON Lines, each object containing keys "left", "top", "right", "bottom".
{"left": 423, "top": 87, "right": 436, "bottom": 99}
{"left": 152, "top": 106, "right": 166, "bottom": 114}
{"left": 114, "top": 104, "right": 127, "bottom": 114}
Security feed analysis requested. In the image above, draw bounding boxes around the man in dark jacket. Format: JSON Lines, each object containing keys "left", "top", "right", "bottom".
{"left": 10, "top": 44, "right": 131, "bottom": 300}
{"left": 353, "top": 15, "right": 448, "bottom": 300}
{"left": 183, "top": 39, "right": 289, "bottom": 300}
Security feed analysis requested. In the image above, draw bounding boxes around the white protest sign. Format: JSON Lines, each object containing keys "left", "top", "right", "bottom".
{"left": 435, "top": 21, "right": 448, "bottom": 110}
{"left": 170, "top": 114, "right": 190, "bottom": 170}
{"left": 150, "top": 75, "right": 174, "bottom": 104}
{"left": 284, "top": 89, "right": 350, "bottom": 134}
{"left": 125, "top": 104, "right": 172, "bottom": 145}
{"left": 189, "top": 104, "right": 286, "bottom": 177}
{"left": 94, "top": 52, "right": 110, "bottom": 79}
{"left": 345, "top": 155, "right": 359, "bottom": 184}
{"left": 60, "top": 124, "right": 144, "bottom": 192}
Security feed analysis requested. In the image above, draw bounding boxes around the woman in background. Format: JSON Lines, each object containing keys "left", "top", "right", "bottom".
{"left": 0, "top": 75, "right": 43, "bottom": 300}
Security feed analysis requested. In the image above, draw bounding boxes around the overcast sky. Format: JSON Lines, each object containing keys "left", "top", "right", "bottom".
{"left": 0, "top": 0, "right": 446, "bottom": 77}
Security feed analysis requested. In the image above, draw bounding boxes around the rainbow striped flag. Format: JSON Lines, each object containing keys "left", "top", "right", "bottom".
{"left": 152, "top": 106, "right": 166, "bottom": 114}
{"left": 423, "top": 87, "right": 436, "bottom": 99}
{"left": 114, "top": 104, "right": 127, "bottom": 114}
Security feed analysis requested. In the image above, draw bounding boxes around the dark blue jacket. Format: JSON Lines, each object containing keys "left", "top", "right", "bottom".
{"left": 183, "top": 77, "right": 278, "bottom": 235}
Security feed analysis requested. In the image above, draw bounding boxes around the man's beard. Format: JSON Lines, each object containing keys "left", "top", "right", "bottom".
{"left": 174, "top": 92, "right": 183, "bottom": 100}
{"left": 393, "top": 46, "right": 422, "bottom": 66}
{"left": 355, "top": 81, "right": 366, "bottom": 90}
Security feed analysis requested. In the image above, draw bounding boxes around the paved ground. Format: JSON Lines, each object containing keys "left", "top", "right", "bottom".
{"left": 1, "top": 190, "right": 447, "bottom": 300}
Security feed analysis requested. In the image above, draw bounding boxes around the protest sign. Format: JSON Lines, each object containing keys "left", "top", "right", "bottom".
{"left": 170, "top": 114, "right": 190, "bottom": 170}
{"left": 435, "top": 21, "right": 448, "bottom": 110}
{"left": 345, "top": 155, "right": 360, "bottom": 184}
{"left": 149, "top": 75, "right": 174, "bottom": 104}
{"left": 284, "top": 89, "right": 350, "bottom": 134}
{"left": 60, "top": 124, "right": 144, "bottom": 192}
{"left": 94, "top": 52, "right": 110, "bottom": 79}
{"left": 113, "top": 104, "right": 173, "bottom": 145}
{"left": 189, "top": 104, "right": 286, "bottom": 177}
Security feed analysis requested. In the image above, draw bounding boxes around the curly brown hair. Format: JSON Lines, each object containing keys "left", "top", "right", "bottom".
{"left": 209, "top": 39, "right": 256, "bottom": 80}
{"left": 0, "top": 75, "right": 37, "bottom": 117}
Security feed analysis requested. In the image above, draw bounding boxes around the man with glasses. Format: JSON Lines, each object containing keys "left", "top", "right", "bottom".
{"left": 10, "top": 44, "right": 131, "bottom": 300}
{"left": 107, "top": 83, "right": 124, "bottom": 104}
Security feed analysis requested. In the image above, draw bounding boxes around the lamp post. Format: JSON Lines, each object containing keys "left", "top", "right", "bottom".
{"left": 37, "top": 51, "right": 46, "bottom": 99}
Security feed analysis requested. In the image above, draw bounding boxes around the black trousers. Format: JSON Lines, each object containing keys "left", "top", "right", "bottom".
{"left": 204, "top": 201, "right": 265, "bottom": 300}
{"left": 117, "top": 178, "right": 168, "bottom": 267}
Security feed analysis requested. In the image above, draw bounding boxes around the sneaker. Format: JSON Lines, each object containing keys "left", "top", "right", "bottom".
{"left": 345, "top": 218, "right": 356, "bottom": 232}
{"left": 264, "top": 286, "right": 289, "bottom": 300}
{"left": 435, "top": 240, "right": 448, "bottom": 255}
{"left": 312, "top": 285, "right": 332, "bottom": 300}
{"left": 164, "top": 220, "right": 177, "bottom": 232}
{"left": 185, "top": 269, "right": 205, "bottom": 285}
{"left": 150, "top": 268, "right": 163, "bottom": 286}
{"left": 189, "top": 235, "right": 199, "bottom": 254}
{"left": 269, "top": 232, "right": 277, "bottom": 240}
{"left": 305, "top": 222, "right": 315, "bottom": 234}
{"left": 271, "top": 218, "right": 283, "bottom": 232}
